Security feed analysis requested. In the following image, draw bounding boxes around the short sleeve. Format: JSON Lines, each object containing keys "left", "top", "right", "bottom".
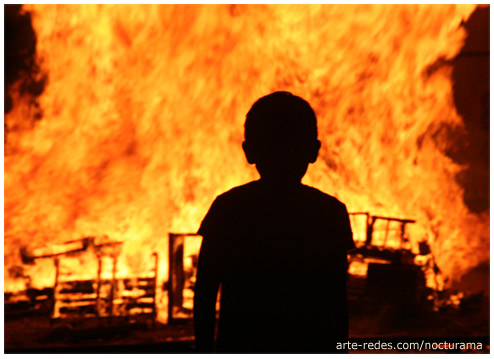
{"left": 338, "top": 202, "right": 355, "bottom": 251}
{"left": 196, "top": 196, "right": 230, "bottom": 282}
{"left": 198, "top": 196, "right": 228, "bottom": 239}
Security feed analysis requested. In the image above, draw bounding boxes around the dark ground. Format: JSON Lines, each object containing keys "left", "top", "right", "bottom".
{"left": 5, "top": 297, "right": 489, "bottom": 354}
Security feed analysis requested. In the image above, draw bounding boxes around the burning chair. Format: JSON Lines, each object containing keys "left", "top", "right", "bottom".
{"left": 347, "top": 213, "right": 436, "bottom": 309}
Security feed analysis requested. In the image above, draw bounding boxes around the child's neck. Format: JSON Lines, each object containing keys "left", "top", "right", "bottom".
{"left": 259, "top": 176, "right": 303, "bottom": 189}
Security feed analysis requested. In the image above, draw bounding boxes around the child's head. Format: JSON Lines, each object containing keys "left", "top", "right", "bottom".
{"left": 243, "top": 91, "right": 321, "bottom": 184}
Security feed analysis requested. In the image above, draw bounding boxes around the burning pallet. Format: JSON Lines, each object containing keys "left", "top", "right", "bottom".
{"left": 11, "top": 237, "right": 159, "bottom": 326}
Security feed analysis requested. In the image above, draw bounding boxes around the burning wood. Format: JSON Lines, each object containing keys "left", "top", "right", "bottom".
{"left": 20, "top": 236, "right": 123, "bottom": 264}
{"left": 6, "top": 236, "right": 159, "bottom": 325}
{"left": 51, "top": 252, "right": 159, "bottom": 324}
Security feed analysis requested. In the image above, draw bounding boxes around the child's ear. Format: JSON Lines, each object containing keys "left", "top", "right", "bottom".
{"left": 307, "top": 140, "right": 321, "bottom": 163}
{"left": 242, "top": 141, "right": 256, "bottom": 164}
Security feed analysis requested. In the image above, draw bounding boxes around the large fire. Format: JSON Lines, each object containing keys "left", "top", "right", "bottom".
{"left": 4, "top": 4, "right": 488, "bottom": 317}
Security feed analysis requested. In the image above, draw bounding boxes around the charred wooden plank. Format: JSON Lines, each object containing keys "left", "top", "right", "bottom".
{"left": 125, "top": 302, "right": 155, "bottom": 309}
{"left": 120, "top": 291, "right": 155, "bottom": 299}
{"left": 371, "top": 215, "right": 415, "bottom": 224}
{"left": 25, "top": 288, "right": 54, "bottom": 300}
{"left": 59, "top": 305, "right": 97, "bottom": 315}
{"left": 59, "top": 280, "right": 95, "bottom": 294}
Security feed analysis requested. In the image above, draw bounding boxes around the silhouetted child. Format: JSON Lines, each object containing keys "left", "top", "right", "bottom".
{"left": 194, "top": 92, "right": 355, "bottom": 353}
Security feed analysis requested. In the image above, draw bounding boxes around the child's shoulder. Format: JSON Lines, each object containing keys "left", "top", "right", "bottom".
{"left": 214, "top": 181, "right": 262, "bottom": 203}
{"left": 299, "top": 184, "right": 348, "bottom": 211}
{"left": 300, "top": 184, "right": 342, "bottom": 202}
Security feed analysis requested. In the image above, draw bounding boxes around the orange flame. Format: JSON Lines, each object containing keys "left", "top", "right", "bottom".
{"left": 5, "top": 5, "right": 487, "bottom": 299}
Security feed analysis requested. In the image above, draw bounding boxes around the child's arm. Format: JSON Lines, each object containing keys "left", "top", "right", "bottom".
{"left": 193, "top": 234, "right": 221, "bottom": 353}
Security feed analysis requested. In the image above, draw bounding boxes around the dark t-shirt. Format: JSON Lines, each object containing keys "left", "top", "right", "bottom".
{"left": 196, "top": 180, "right": 355, "bottom": 353}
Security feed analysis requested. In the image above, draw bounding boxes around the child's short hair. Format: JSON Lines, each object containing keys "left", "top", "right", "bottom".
{"left": 244, "top": 91, "right": 318, "bottom": 146}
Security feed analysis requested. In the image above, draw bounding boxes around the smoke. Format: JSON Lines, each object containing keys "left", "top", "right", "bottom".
{"left": 4, "top": 5, "right": 46, "bottom": 147}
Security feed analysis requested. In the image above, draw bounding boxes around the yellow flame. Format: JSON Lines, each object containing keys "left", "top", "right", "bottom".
{"left": 5, "top": 5, "right": 486, "bottom": 294}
